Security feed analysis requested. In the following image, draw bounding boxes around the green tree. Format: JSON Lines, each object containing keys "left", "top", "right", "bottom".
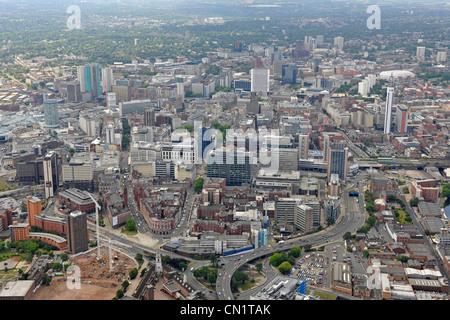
{"left": 121, "top": 280, "right": 130, "bottom": 290}
{"left": 396, "top": 255, "right": 410, "bottom": 263}
{"left": 41, "top": 273, "right": 52, "bottom": 286}
{"left": 343, "top": 232, "right": 352, "bottom": 240}
{"left": 116, "top": 289, "right": 124, "bottom": 299}
{"left": 442, "top": 184, "right": 450, "bottom": 198}
{"left": 52, "top": 263, "right": 63, "bottom": 271}
{"left": 129, "top": 268, "right": 138, "bottom": 280}
{"left": 135, "top": 253, "right": 144, "bottom": 267}
{"left": 255, "top": 262, "right": 263, "bottom": 273}
{"left": 233, "top": 271, "right": 249, "bottom": 284}
{"left": 194, "top": 177, "right": 204, "bottom": 193}
{"left": 269, "top": 252, "right": 287, "bottom": 267}
{"left": 125, "top": 218, "right": 137, "bottom": 232}
{"left": 288, "top": 247, "right": 301, "bottom": 258}
{"left": 409, "top": 197, "right": 419, "bottom": 207}
{"left": 208, "top": 268, "right": 218, "bottom": 286}
{"left": 365, "top": 203, "right": 375, "bottom": 213}
{"left": 363, "top": 250, "right": 369, "bottom": 258}
{"left": 277, "top": 261, "right": 292, "bottom": 275}
{"left": 209, "top": 254, "right": 218, "bottom": 268}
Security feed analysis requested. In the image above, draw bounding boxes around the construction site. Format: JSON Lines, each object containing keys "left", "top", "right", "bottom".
{"left": 70, "top": 245, "right": 137, "bottom": 288}
{"left": 31, "top": 245, "right": 138, "bottom": 300}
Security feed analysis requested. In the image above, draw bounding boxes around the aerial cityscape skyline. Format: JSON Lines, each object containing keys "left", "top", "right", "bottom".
{"left": 0, "top": 0, "right": 448, "bottom": 308}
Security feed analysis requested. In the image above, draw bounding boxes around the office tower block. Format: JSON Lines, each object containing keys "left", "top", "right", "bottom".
{"left": 144, "top": 108, "right": 155, "bottom": 126}
{"left": 293, "top": 40, "right": 309, "bottom": 58}
{"left": 246, "top": 92, "right": 260, "bottom": 114}
{"left": 395, "top": 105, "right": 409, "bottom": 135}
{"left": 298, "top": 134, "right": 309, "bottom": 160}
{"left": 66, "top": 81, "right": 82, "bottom": 103}
{"left": 250, "top": 68, "right": 270, "bottom": 95}
{"left": 101, "top": 67, "right": 114, "bottom": 93}
{"left": 66, "top": 211, "right": 89, "bottom": 254}
{"left": 384, "top": 87, "right": 394, "bottom": 135}
{"left": 296, "top": 204, "right": 314, "bottom": 234}
{"left": 105, "top": 122, "right": 115, "bottom": 145}
{"left": 43, "top": 155, "right": 54, "bottom": 199}
{"left": 176, "top": 77, "right": 185, "bottom": 98}
{"left": 43, "top": 98, "right": 61, "bottom": 128}
{"left": 416, "top": 46, "right": 426, "bottom": 59}
{"left": 27, "top": 196, "right": 42, "bottom": 227}
{"left": 78, "top": 64, "right": 102, "bottom": 98}
{"left": 206, "top": 147, "right": 253, "bottom": 186}
{"left": 234, "top": 41, "right": 243, "bottom": 52}
{"left": 106, "top": 92, "right": 117, "bottom": 108}
{"left": 316, "top": 35, "right": 324, "bottom": 46}
{"left": 255, "top": 56, "right": 263, "bottom": 68}
{"left": 282, "top": 63, "right": 297, "bottom": 85}
{"left": 322, "top": 132, "right": 343, "bottom": 162}
{"left": 436, "top": 51, "right": 447, "bottom": 63}
{"left": 9, "top": 223, "right": 29, "bottom": 243}
{"left": 275, "top": 197, "right": 297, "bottom": 232}
{"left": 327, "top": 143, "right": 349, "bottom": 183}
{"left": 334, "top": 36, "right": 344, "bottom": 50}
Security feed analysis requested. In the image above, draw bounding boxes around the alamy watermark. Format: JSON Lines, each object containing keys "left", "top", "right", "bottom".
{"left": 171, "top": 121, "right": 281, "bottom": 175}
{"left": 67, "top": 5, "right": 81, "bottom": 30}
{"left": 367, "top": 5, "right": 381, "bottom": 30}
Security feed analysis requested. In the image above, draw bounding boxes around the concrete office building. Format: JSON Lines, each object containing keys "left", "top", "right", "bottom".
{"left": 298, "top": 134, "right": 309, "bottom": 160}
{"left": 282, "top": 63, "right": 297, "bottom": 85}
{"left": 275, "top": 197, "right": 297, "bottom": 232}
{"left": 334, "top": 36, "right": 344, "bottom": 50}
{"left": 416, "top": 46, "right": 426, "bottom": 59}
{"left": 250, "top": 68, "right": 270, "bottom": 95}
{"left": 66, "top": 81, "right": 82, "bottom": 103}
{"left": 106, "top": 92, "right": 117, "bottom": 108}
{"left": 101, "top": 67, "right": 114, "bottom": 93}
{"left": 119, "top": 100, "right": 154, "bottom": 116}
{"left": 327, "top": 143, "right": 349, "bottom": 183}
{"left": 384, "top": 87, "right": 394, "bottom": 135}
{"left": 77, "top": 64, "right": 102, "bottom": 99}
{"left": 105, "top": 122, "right": 115, "bottom": 145}
{"left": 296, "top": 204, "right": 314, "bottom": 234}
{"left": 66, "top": 211, "right": 89, "bottom": 254}
{"left": 436, "top": 51, "right": 447, "bottom": 63}
{"left": 395, "top": 105, "right": 409, "bottom": 135}
{"left": 144, "top": 108, "right": 155, "bottom": 126}
{"left": 0, "top": 280, "right": 35, "bottom": 300}
{"left": 206, "top": 147, "right": 254, "bottom": 186}
{"left": 43, "top": 154, "right": 54, "bottom": 199}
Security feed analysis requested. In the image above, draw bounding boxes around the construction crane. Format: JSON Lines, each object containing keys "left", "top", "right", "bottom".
{"left": 88, "top": 193, "right": 102, "bottom": 259}
{"left": 319, "top": 114, "right": 330, "bottom": 132}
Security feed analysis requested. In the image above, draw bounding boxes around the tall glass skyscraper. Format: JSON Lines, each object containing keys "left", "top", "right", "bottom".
{"left": 327, "top": 143, "right": 349, "bottom": 183}
{"left": 43, "top": 97, "right": 62, "bottom": 128}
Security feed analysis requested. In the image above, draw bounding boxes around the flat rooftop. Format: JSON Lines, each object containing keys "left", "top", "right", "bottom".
{"left": 0, "top": 280, "right": 35, "bottom": 298}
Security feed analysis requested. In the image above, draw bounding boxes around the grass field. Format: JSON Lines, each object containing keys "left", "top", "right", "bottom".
{"left": 241, "top": 273, "right": 263, "bottom": 291}
{"left": 313, "top": 290, "right": 337, "bottom": 300}
{"left": 395, "top": 209, "right": 412, "bottom": 224}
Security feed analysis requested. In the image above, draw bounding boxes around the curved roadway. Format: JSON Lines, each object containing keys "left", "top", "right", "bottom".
{"left": 215, "top": 176, "right": 368, "bottom": 300}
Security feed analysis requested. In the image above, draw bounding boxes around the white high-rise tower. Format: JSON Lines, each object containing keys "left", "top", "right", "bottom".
{"left": 384, "top": 87, "right": 394, "bottom": 135}
{"left": 106, "top": 122, "right": 115, "bottom": 145}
